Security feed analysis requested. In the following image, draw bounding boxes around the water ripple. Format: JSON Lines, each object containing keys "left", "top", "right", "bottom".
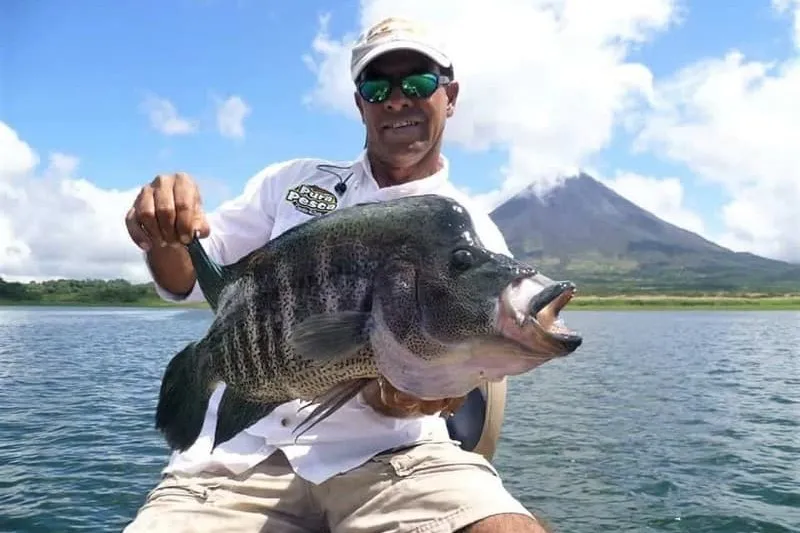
{"left": 0, "top": 307, "right": 210, "bottom": 532}
{"left": 0, "top": 307, "right": 798, "bottom": 532}
{"left": 495, "top": 310, "right": 800, "bottom": 533}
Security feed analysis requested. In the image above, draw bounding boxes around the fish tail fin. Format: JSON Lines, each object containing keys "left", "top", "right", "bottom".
{"left": 292, "top": 378, "right": 373, "bottom": 439}
{"left": 155, "top": 341, "right": 215, "bottom": 451}
{"left": 213, "top": 388, "right": 281, "bottom": 448}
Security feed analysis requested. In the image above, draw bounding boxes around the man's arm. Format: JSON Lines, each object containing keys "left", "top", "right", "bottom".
{"left": 458, "top": 513, "right": 552, "bottom": 533}
{"left": 146, "top": 245, "right": 197, "bottom": 298}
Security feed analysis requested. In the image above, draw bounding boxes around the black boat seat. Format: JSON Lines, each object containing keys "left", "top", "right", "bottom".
{"left": 444, "top": 379, "right": 507, "bottom": 462}
{"left": 445, "top": 386, "right": 487, "bottom": 453}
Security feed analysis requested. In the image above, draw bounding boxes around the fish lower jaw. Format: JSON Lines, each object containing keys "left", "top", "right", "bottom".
{"left": 497, "top": 278, "right": 583, "bottom": 352}
{"left": 503, "top": 312, "right": 583, "bottom": 351}
{"left": 547, "top": 317, "right": 573, "bottom": 336}
{"left": 520, "top": 312, "right": 578, "bottom": 338}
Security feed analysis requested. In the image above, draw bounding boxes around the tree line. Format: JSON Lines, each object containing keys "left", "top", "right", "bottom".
{"left": 0, "top": 276, "right": 163, "bottom": 305}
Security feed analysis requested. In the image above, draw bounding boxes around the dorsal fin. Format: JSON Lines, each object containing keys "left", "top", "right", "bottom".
{"left": 185, "top": 234, "right": 228, "bottom": 312}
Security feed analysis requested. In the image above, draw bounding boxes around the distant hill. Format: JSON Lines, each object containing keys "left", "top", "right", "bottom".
{"left": 489, "top": 173, "right": 800, "bottom": 294}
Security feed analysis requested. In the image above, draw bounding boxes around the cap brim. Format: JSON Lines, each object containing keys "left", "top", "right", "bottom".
{"left": 351, "top": 40, "right": 452, "bottom": 82}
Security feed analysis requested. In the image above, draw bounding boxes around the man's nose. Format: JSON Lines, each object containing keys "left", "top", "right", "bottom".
{"left": 382, "top": 86, "right": 412, "bottom": 111}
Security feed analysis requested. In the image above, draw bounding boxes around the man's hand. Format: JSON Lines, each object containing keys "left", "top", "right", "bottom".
{"left": 124, "top": 172, "right": 210, "bottom": 297}
{"left": 125, "top": 172, "right": 210, "bottom": 251}
{"left": 362, "top": 377, "right": 467, "bottom": 418}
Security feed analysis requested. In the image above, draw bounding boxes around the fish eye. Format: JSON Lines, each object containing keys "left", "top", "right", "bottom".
{"left": 451, "top": 248, "right": 475, "bottom": 271}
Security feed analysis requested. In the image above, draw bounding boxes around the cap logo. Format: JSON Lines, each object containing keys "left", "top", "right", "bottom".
{"left": 364, "top": 17, "right": 425, "bottom": 43}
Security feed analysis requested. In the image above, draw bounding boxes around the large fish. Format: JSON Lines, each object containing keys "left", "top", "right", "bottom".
{"left": 155, "top": 194, "right": 583, "bottom": 452}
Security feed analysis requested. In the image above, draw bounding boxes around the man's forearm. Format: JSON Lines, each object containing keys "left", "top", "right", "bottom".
{"left": 146, "top": 245, "right": 197, "bottom": 297}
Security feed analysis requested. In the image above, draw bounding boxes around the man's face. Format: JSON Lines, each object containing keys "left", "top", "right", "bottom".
{"left": 355, "top": 50, "right": 459, "bottom": 168}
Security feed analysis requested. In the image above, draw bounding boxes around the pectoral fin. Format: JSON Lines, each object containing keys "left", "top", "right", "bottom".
{"left": 292, "top": 378, "right": 373, "bottom": 438}
{"left": 287, "top": 311, "right": 371, "bottom": 362}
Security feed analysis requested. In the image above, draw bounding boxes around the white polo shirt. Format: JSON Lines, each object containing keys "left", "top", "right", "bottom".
{"left": 150, "top": 150, "right": 512, "bottom": 484}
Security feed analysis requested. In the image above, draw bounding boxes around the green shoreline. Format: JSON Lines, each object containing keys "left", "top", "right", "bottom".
{"left": 3, "top": 295, "right": 800, "bottom": 311}
{"left": 569, "top": 295, "right": 800, "bottom": 310}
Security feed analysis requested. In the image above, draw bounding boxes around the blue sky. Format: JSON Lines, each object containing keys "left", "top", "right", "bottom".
{"left": 2, "top": 0, "right": 800, "bottom": 280}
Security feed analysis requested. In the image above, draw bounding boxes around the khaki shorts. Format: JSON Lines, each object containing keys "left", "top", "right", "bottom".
{"left": 123, "top": 441, "right": 533, "bottom": 533}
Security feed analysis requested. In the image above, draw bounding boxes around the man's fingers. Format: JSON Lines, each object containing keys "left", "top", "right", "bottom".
{"left": 197, "top": 216, "right": 211, "bottom": 239}
{"left": 153, "top": 175, "right": 178, "bottom": 244}
{"left": 173, "top": 172, "right": 204, "bottom": 243}
{"left": 135, "top": 185, "right": 165, "bottom": 248}
{"left": 180, "top": 213, "right": 211, "bottom": 242}
{"left": 360, "top": 378, "right": 466, "bottom": 419}
{"left": 127, "top": 172, "right": 207, "bottom": 251}
{"left": 125, "top": 206, "right": 152, "bottom": 251}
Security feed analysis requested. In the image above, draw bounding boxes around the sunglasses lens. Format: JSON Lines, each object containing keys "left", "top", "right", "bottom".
{"left": 401, "top": 73, "right": 440, "bottom": 98}
{"left": 358, "top": 73, "right": 442, "bottom": 103}
{"left": 359, "top": 79, "right": 391, "bottom": 103}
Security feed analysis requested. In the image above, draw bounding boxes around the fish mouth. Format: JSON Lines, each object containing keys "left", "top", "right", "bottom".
{"left": 497, "top": 275, "right": 583, "bottom": 355}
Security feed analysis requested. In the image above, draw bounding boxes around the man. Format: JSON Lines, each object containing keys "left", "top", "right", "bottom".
{"left": 123, "top": 16, "right": 550, "bottom": 533}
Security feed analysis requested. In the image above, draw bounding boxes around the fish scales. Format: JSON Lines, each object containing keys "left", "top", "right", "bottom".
{"left": 274, "top": 242, "right": 377, "bottom": 396}
{"left": 212, "top": 253, "right": 374, "bottom": 400}
{"left": 240, "top": 277, "right": 265, "bottom": 383}
{"left": 234, "top": 320, "right": 252, "bottom": 386}
{"left": 227, "top": 319, "right": 244, "bottom": 384}
{"left": 218, "top": 279, "right": 259, "bottom": 389}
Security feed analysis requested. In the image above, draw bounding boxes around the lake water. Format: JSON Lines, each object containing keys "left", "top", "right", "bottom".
{"left": 0, "top": 306, "right": 798, "bottom": 533}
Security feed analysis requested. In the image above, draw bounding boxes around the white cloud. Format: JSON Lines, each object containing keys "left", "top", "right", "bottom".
{"left": 140, "top": 94, "right": 198, "bottom": 136}
{"left": 0, "top": 121, "right": 150, "bottom": 282}
{"left": 0, "top": 122, "right": 39, "bottom": 178}
{"left": 194, "top": 176, "right": 234, "bottom": 211}
{"left": 633, "top": 5, "right": 800, "bottom": 262}
{"left": 601, "top": 171, "right": 707, "bottom": 236}
{"left": 0, "top": 217, "right": 31, "bottom": 276}
{"left": 0, "top": 122, "right": 237, "bottom": 282}
{"left": 303, "top": 0, "right": 679, "bottom": 209}
{"left": 215, "top": 95, "right": 251, "bottom": 139}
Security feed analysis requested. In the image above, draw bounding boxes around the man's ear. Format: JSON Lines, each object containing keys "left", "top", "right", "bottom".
{"left": 445, "top": 81, "right": 460, "bottom": 118}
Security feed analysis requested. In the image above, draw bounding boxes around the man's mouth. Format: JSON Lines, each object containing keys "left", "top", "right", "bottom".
{"left": 383, "top": 119, "right": 423, "bottom": 130}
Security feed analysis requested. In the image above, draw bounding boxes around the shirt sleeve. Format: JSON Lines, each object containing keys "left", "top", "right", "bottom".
{"left": 471, "top": 210, "right": 513, "bottom": 258}
{"left": 446, "top": 189, "right": 514, "bottom": 258}
{"left": 148, "top": 160, "right": 296, "bottom": 303}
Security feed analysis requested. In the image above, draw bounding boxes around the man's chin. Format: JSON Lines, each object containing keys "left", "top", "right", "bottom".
{"left": 374, "top": 141, "right": 432, "bottom": 163}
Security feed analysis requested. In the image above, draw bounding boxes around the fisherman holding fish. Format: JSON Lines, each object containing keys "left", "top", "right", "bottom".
{"left": 124, "top": 16, "right": 579, "bottom": 533}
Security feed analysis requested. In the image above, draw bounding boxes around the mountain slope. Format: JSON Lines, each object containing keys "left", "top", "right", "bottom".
{"left": 489, "top": 173, "right": 800, "bottom": 294}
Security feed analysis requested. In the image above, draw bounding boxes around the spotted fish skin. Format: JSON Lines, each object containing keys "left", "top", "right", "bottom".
{"left": 154, "top": 194, "right": 576, "bottom": 452}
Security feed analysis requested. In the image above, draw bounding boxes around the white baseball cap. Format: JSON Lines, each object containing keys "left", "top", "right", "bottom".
{"left": 350, "top": 16, "right": 453, "bottom": 82}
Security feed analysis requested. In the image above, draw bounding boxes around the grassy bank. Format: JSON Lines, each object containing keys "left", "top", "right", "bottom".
{"left": 4, "top": 275, "right": 800, "bottom": 311}
{"left": 570, "top": 294, "right": 800, "bottom": 310}
{"left": 3, "top": 295, "right": 800, "bottom": 311}
{"left": 0, "top": 298, "right": 210, "bottom": 309}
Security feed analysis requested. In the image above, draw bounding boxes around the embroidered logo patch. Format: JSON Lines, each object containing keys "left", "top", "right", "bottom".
{"left": 285, "top": 184, "right": 338, "bottom": 216}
